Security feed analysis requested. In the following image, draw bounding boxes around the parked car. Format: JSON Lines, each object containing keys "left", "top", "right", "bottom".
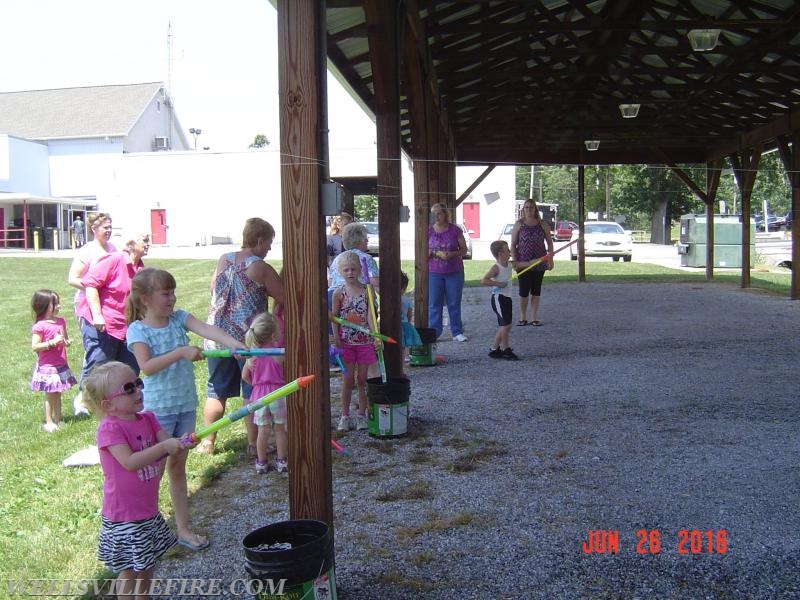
{"left": 755, "top": 215, "right": 784, "bottom": 232}
{"left": 570, "top": 221, "right": 633, "bottom": 262}
{"left": 458, "top": 224, "right": 473, "bottom": 259}
{"left": 361, "top": 221, "right": 380, "bottom": 255}
{"left": 499, "top": 223, "right": 514, "bottom": 245}
{"left": 554, "top": 220, "right": 577, "bottom": 241}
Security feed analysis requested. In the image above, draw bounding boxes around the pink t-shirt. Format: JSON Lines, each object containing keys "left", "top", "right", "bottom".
{"left": 32, "top": 317, "right": 69, "bottom": 368}
{"left": 97, "top": 411, "right": 164, "bottom": 522}
{"left": 77, "top": 251, "right": 143, "bottom": 340}
{"left": 71, "top": 241, "right": 117, "bottom": 310}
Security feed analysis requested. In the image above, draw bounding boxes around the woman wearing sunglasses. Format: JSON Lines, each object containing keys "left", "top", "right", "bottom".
{"left": 83, "top": 361, "right": 195, "bottom": 600}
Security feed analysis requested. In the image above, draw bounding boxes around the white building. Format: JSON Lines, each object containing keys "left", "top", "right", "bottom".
{"left": 1, "top": 82, "right": 519, "bottom": 251}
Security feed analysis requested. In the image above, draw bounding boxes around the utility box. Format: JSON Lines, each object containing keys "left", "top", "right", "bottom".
{"left": 677, "top": 214, "right": 755, "bottom": 268}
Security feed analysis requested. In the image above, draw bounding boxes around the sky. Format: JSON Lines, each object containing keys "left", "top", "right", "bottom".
{"left": 0, "top": 0, "right": 376, "bottom": 152}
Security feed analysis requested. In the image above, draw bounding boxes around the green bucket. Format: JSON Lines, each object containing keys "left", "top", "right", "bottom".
{"left": 409, "top": 327, "right": 437, "bottom": 367}
{"left": 366, "top": 377, "right": 410, "bottom": 438}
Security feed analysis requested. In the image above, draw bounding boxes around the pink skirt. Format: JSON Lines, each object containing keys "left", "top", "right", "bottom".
{"left": 30, "top": 364, "right": 77, "bottom": 393}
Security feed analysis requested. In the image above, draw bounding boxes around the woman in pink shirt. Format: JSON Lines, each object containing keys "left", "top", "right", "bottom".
{"left": 77, "top": 234, "right": 149, "bottom": 379}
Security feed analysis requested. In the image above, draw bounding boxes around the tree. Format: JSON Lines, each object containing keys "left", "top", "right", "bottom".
{"left": 611, "top": 165, "right": 702, "bottom": 243}
{"left": 354, "top": 195, "right": 378, "bottom": 221}
{"left": 249, "top": 134, "right": 270, "bottom": 148}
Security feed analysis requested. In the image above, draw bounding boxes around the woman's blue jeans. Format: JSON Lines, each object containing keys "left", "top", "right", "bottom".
{"left": 428, "top": 269, "right": 465, "bottom": 338}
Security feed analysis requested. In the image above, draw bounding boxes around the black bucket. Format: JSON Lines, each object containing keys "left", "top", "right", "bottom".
{"left": 410, "top": 327, "right": 437, "bottom": 367}
{"left": 243, "top": 519, "right": 336, "bottom": 599}
{"left": 367, "top": 377, "right": 410, "bottom": 437}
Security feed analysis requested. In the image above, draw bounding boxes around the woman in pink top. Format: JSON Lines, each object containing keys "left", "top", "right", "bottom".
{"left": 428, "top": 203, "right": 469, "bottom": 342}
{"left": 84, "top": 361, "right": 193, "bottom": 600}
{"left": 77, "top": 234, "right": 149, "bottom": 379}
{"left": 67, "top": 213, "right": 116, "bottom": 416}
{"left": 510, "top": 199, "right": 554, "bottom": 326}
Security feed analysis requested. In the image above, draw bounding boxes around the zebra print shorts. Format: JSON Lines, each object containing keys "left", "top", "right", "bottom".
{"left": 98, "top": 513, "right": 177, "bottom": 573}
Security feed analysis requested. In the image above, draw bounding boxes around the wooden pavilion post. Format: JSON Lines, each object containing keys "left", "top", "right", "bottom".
{"left": 776, "top": 134, "right": 800, "bottom": 299}
{"left": 403, "top": 15, "right": 430, "bottom": 328}
{"left": 277, "top": 0, "right": 333, "bottom": 526}
{"left": 364, "top": 0, "right": 403, "bottom": 378}
{"left": 730, "top": 146, "right": 762, "bottom": 289}
{"left": 577, "top": 165, "right": 585, "bottom": 282}
{"left": 704, "top": 160, "right": 722, "bottom": 280}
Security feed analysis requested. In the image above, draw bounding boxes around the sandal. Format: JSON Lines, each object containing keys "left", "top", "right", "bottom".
{"left": 516, "top": 320, "right": 528, "bottom": 326}
{"left": 177, "top": 533, "right": 210, "bottom": 551}
{"left": 530, "top": 320, "right": 543, "bottom": 326}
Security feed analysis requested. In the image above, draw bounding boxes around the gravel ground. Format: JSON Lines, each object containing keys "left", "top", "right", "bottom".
{"left": 158, "top": 281, "right": 800, "bottom": 600}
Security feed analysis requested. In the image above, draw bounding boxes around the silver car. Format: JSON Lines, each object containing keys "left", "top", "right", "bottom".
{"left": 361, "top": 221, "right": 380, "bottom": 256}
{"left": 458, "top": 224, "right": 474, "bottom": 259}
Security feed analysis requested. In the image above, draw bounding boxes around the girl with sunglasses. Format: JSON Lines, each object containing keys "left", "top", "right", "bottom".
{"left": 83, "top": 361, "right": 191, "bottom": 600}
{"left": 124, "top": 268, "right": 246, "bottom": 551}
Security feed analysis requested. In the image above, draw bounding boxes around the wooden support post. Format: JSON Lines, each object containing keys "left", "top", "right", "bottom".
{"left": 277, "top": 0, "right": 333, "bottom": 527}
{"left": 365, "top": 0, "right": 403, "bottom": 378}
{"left": 577, "top": 165, "right": 585, "bottom": 282}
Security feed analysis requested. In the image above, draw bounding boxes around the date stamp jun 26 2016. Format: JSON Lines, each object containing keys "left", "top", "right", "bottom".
{"left": 581, "top": 529, "right": 728, "bottom": 555}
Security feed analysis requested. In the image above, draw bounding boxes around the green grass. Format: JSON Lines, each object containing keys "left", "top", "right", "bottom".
{"left": 0, "top": 254, "right": 791, "bottom": 594}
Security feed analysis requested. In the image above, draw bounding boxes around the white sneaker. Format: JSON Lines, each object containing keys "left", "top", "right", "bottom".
{"left": 453, "top": 334, "right": 468, "bottom": 342}
{"left": 355, "top": 414, "right": 368, "bottom": 430}
{"left": 337, "top": 415, "right": 351, "bottom": 431}
{"left": 73, "top": 392, "right": 90, "bottom": 417}
{"left": 43, "top": 423, "right": 59, "bottom": 433}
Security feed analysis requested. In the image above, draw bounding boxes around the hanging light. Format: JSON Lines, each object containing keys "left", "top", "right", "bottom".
{"left": 619, "top": 103, "right": 641, "bottom": 118}
{"left": 687, "top": 29, "right": 720, "bottom": 52}
{"left": 584, "top": 140, "right": 600, "bottom": 151}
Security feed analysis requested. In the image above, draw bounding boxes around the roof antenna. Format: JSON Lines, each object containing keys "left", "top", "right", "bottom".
{"left": 166, "top": 21, "right": 174, "bottom": 149}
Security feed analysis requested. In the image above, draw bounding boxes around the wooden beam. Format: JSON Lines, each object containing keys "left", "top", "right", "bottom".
{"left": 705, "top": 159, "right": 723, "bottom": 281}
{"left": 365, "top": 0, "right": 403, "bottom": 378}
{"left": 578, "top": 165, "right": 585, "bottom": 282}
{"left": 454, "top": 165, "right": 496, "bottom": 207}
{"left": 777, "top": 134, "right": 800, "bottom": 299}
{"left": 277, "top": 0, "right": 333, "bottom": 526}
{"left": 730, "top": 146, "right": 763, "bottom": 288}
{"left": 403, "top": 11, "right": 430, "bottom": 328}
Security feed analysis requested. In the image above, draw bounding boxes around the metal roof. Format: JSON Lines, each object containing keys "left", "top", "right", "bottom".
{"left": 325, "top": 0, "right": 800, "bottom": 165}
{"left": 0, "top": 82, "right": 164, "bottom": 140}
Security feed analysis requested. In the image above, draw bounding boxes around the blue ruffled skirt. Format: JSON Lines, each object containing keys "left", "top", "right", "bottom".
{"left": 401, "top": 322, "right": 423, "bottom": 347}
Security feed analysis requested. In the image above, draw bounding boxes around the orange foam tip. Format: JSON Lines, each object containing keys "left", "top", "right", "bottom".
{"left": 297, "top": 374, "right": 316, "bottom": 387}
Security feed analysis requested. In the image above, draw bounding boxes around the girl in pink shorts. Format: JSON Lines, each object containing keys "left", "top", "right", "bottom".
{"left": 331, "top": 251, "right": 378, "bottom": 431}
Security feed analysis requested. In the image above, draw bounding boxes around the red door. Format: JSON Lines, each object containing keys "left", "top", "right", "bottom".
{"left": 462, "top": 202, "right": 480, "bottom": 238}
{"left": 150, "top": 209, "right": 167, "bottom": 245}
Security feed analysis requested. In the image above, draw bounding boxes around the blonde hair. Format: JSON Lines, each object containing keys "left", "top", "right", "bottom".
{"left": 245, "top": 312, "right": 280, "bottom": 348}
{"left": 124, "top": 233, "right": 150, "bottom": 252}
{"left": 242, "top": 218, "right": 275, "bottom": 249}
{"left": 87, "top": 213, "right": 112, "bottom": 232}
{"left": 126, "top": 268, "right": 176, "bottom": 324}
{"left": 337, "top": 250, "right": 362, "bottom": 274}
{"left": 82, "top": 361, "right": 136, "bottom": 416}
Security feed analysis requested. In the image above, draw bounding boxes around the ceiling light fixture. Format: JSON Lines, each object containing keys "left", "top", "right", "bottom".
{"left": 619, "top": 103, "right": 641, "bottom": 118}
{"left": 687, "top": 29, "right": 720, "bottom": 52}
{"left": 585, "top": 140, "right": 600, "bottom": 151}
